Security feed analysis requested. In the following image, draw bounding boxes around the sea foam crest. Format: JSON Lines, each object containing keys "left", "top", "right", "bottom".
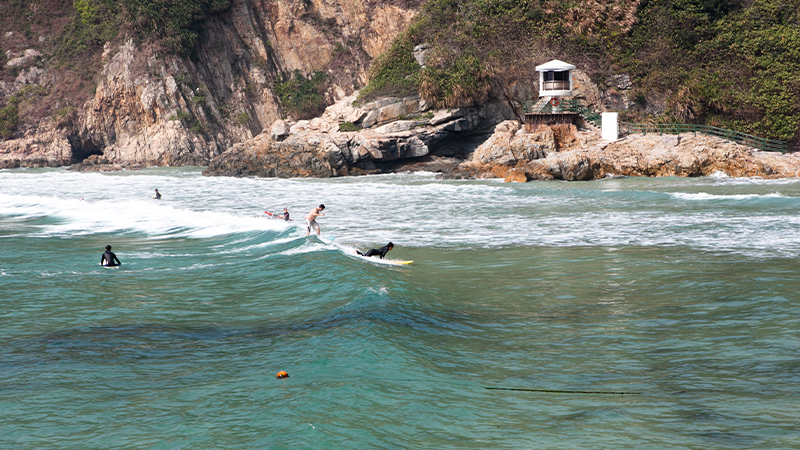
{"left": 0, "top": 193, "right": 292, "bottom": 238}
{"left": 670, "top": 192, "right": 784, "bottom": 201}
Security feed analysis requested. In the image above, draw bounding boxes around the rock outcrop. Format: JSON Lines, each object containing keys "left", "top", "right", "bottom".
{"left": 203, "top": 93, "right": 512, "bottom": 177}
{"left": 448, "top": 121, "right": 800, "bottom": 181}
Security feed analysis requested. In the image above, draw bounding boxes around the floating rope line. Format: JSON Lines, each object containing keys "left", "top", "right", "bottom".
{"left": 485, "top": 387, "right": 641, "bottom": 395}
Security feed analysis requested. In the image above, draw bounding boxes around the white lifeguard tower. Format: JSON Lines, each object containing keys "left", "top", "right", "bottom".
{"left": 524, "top": 59, "right": 579, "bottom": 132}
{"left": 535, "top": 59, "right": 575, "bottom": 98}
{"left": 525, "top": 59, "right": 612, "bottom": 138}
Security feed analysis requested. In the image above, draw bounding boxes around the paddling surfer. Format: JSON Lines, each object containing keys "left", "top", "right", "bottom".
{"left": 304, "top": 204, "right": 325, "bottom": 236}
{"left": 152, "top": 188, "right": 161, "bottom": 200}
{"left": 356, "top": 242, "right": 394, "bottom": 259}
{"left": 100, "top": 245, "right": 121, "bottom": 267}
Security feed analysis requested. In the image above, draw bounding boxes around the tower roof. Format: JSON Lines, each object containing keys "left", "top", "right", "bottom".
{"left": 535, "top": 59, "right": 576, "bottom": 72}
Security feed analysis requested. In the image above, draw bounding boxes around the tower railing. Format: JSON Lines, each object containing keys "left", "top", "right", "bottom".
{"left": 521, "top": 98, "right": 601, "bottom": 127}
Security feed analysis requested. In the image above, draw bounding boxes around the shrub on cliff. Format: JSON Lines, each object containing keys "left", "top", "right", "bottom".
{"left": 120, "top": 0, "right": 231, "bottom": 55}
{"left": 0, "top": 104, "right": 19, "bottom": 140}
{"left": 275, "top": 70, "right": 328, "bottom": 120}
{"left": 358, "top": 34, "right": 420, "bottom": 103}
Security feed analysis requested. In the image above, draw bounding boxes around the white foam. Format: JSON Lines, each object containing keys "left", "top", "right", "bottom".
{"left": 0, "top": 193, "right": 291, "bottom": 238}
{"left": 4, "top": 168, "right": 800, "bottom": 258}
{"left": 670, "top": 192, "right": 784, "bottom": 201}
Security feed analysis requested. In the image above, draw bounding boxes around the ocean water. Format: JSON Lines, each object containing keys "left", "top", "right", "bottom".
{"left": 1, "top": 167, "right": 800, "bottom": 449}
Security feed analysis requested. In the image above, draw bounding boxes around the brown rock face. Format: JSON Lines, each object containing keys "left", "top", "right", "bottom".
{"left": 0, "top": 0, "right": 418, "bottom": 169}
{"left": 449, "top": 123, "right": 800, "bottom": 181}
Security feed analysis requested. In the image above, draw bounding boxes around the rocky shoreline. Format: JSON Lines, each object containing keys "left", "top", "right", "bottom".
{"left": 199, "top": 93, "right": 800, "bottom": 181}
{"left": 201, "top": 93, "right": 511, "bottom": 178}
{"left": 446, "top": 121, "right": 800, "bottom": 181}
{"left": 5, "top": 80, "right": 798, "bottom": 181}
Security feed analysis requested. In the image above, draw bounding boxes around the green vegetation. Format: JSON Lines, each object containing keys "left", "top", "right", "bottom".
{"left": 0, "top": 86, "right": 47, "bottom": 139}
{"left": 0, "top": 104, "right": 19, "bottom": 139}
{"left": 362, "top": 0, "right": 800, "bottom": 144}
{"left": 274, "top": 70, "right": 328, "bottom": 120}
{"left": 235, "top": 112, "right": 249, "bottom": 126}
{"left": 49, "top": 0, "right": 231, "bottom": 63}
{"left": 119, "top": 0, "right": 231, "bottom": 55}
{"left": 338, "top": 121, "right": 360, "bottom": 132}
{"left": 54, "top": 0, "right": 121, "bottom": 63}
{"left": 53, "top": 106, "right": 77, "bottom": 128}
{"left": 358, "top": 34, "right": 419, "bottom": 103}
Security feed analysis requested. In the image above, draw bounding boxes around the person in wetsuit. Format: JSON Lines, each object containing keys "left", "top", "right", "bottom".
{"left": 101, "top": 245, "right": 121, "bottom": 267}
{"left": 356, "top": 242, "right": 394, "bottom": 259}
{"left": 153, "top": 188, "right": 161, "bottom": 200}
{"left": 279, "top": 207, "right": 290, "bottom": 221}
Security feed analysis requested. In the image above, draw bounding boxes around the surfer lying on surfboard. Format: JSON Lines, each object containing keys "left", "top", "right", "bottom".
{"left": 356, "top": 242, "right": 394, "bottom": 259}
{"left": 265, "top": 208, "right": 291, "bottom": 221}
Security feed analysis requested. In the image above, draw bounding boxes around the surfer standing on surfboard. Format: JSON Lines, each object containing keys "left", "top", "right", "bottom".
{"left": 356, "top": 242, "right": 394, "bottom": 259}
{"left": 100, "top": 245, "right": 121, "bottom": 267}
{"left": 304, "top": 204, "right": 325, "bottom": 236}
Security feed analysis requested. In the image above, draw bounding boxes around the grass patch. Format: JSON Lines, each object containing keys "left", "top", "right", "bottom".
{"left": 338, "top": 121, "right": 360, "bottom": 132}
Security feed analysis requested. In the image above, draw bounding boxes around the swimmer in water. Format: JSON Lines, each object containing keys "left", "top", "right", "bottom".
{"left": 100, "top": 245, "right": 121, "bottom": 267}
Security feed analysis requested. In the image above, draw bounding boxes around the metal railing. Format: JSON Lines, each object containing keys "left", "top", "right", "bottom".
{"left": 521, "top": 98, "right": 788, "bottom": 153}
{"left": 620, "top": 122, "right": 788, "bottom": 153}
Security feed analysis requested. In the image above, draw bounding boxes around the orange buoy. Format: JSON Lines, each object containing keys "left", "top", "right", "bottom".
{"left": 276, "top": 370, "right": 289, "bottom": 379}
{"left": 550, "top": 97, "right": 559, "bottom": 107}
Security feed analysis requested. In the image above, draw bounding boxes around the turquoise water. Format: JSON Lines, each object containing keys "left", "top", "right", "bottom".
{"left": 1, "top": 168, "right": 800, "bottom": 448}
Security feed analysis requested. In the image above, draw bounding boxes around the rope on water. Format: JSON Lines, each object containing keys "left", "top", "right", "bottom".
{"left": 484, "top": 387, "right": 641, "bottom": 395}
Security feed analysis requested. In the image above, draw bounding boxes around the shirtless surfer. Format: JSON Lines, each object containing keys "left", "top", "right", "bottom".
{"left": 304, "top": 204, "right": 325, "bottom": 236}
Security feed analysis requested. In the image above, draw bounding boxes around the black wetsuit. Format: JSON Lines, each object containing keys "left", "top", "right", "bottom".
{"left": 101, "top": 251, "right": 121, "bottom": 266}
{"left": 357, "top": 245, "right": 392, "bottom": 259}
{"left": 283, "top": 212, "right": 290, "bottom": 221}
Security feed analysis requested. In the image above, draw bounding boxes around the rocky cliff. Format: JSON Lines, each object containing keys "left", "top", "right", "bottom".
{"left": 201, "top": 91, "right": 511, "bottom": 177}
{"left": 1, "top": 0, "right": 418, "bottom": 169}
{"left": 448, "top": 121, "right": 800, "bottom": 182}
